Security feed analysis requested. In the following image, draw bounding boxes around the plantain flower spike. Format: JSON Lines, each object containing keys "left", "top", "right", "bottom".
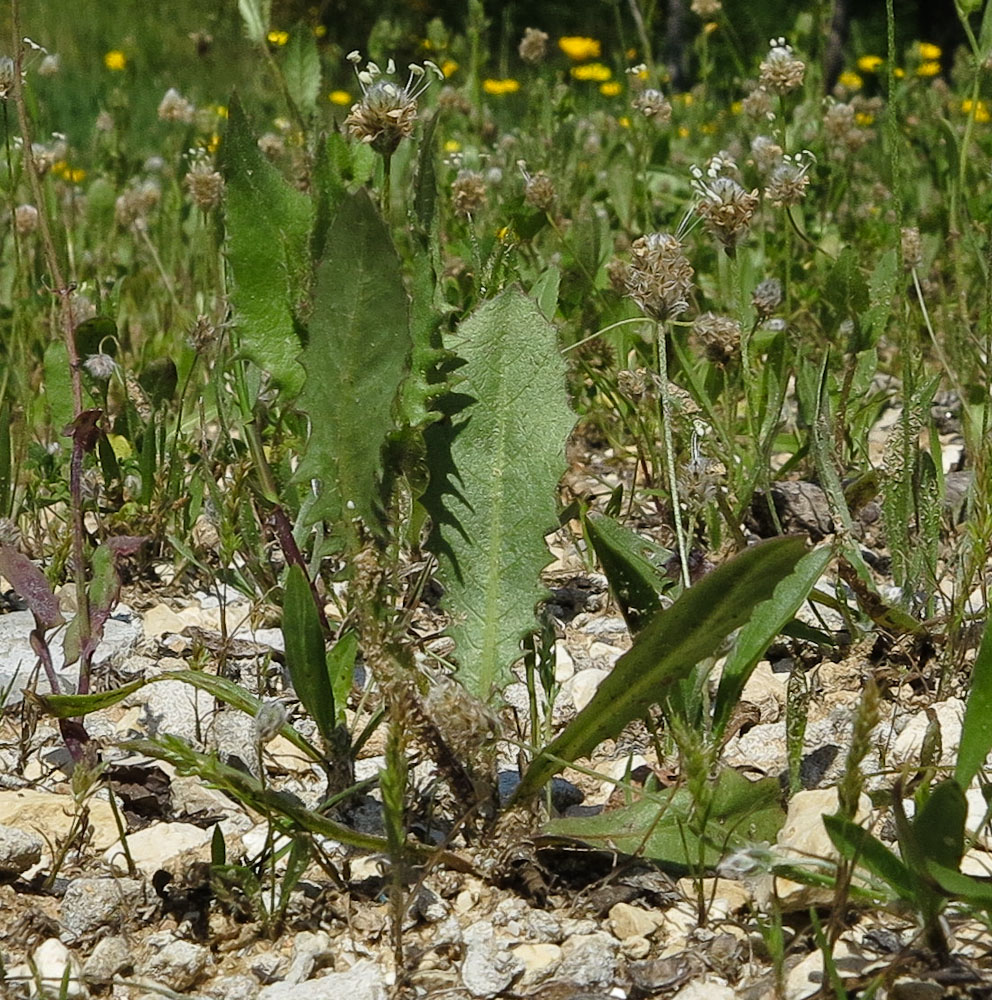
{"left": 344, "top": 50, "right": 444, "bottom": 157}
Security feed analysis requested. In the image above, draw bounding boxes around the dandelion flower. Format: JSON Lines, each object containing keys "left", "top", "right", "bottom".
{"left": 571, "top": 62, "right": 611, "bottom": 82}
{"left": 558, "top": 36, "right": 601, "bottom": 61}
{"left": 916, "top": 61, "right": 940, "bottom": 77}
{"left": 328, "top": 89, "right": 351, "bottom": 105}
{"left": 837, "top": 70, "right": 862, "bottom": 90}
{"left": 600, "top": 81, "right": 622, "bottom": 97}
{"left": 104, "top": 50, "right": 126, "bottom": 71}
{"left": 482, "top": 78, "right": 520, "bottom": 95}
{"left": 917, "top": 42, "right": 942, "bottom": 61}
{"left": 857, "top": 54, "right": 883, "bottom": 73}
{"left": 267, "top": 30, "right": 289, "bottom": 46}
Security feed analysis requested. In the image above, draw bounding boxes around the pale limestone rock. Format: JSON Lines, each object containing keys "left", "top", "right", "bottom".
{"left": 608, "top": 901, "right": 663, "bottom": 941}
{"left": 0, "top": 789, "right": 119, "bottom": 857}
{"left": 511, "top": 942, "right": 562, "bottom": 987}
{"left": 31, "top": 938, "right": 87, "bottom": 998}
{"left": 0, "top": 823, "right": 43, "bottom": 875}
{"left": 565, "top": 668, "right": 610, "bottom": 712}
{"left": 104, "top": 821, "right": 213, "bottom": 876}
{"left": 141, "top": 602, "right": 187, "bottom": 637}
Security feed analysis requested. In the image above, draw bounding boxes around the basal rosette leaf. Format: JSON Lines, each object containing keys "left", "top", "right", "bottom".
{"left": 423, "top": 287, "right": 576, "bottom": 700}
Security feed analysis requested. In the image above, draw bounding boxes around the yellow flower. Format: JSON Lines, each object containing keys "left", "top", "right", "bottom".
{"left": 963, "top": 98, "right": 991, "bottom": 123}
{"left": 855, "top": 111, "right": 874, "bottom": 125}
{"left": 918, "top": 42, "right": 942, "bottom": 61}
{"left": 558, "top": 36, "right": 601, "bottom": 61}
{"left": 618, "top": 115, "right": 631, "bottom": 128}
{"left": 328, "top": 90, "right": 351, "bottom": 105}
{"left": 677, "top": 92, "right": 694, "bottom": 106}
{"left": 482, "top": 78, "right": 520, "bottom": 95}
{"left": 214, "top": 105, "right": 229, "bottom": 119}
{"left": 600, "top": 81, "right": 622, "bottom": 97}
{"left": 313, "top": 25, "right": 327, "bottom": 38}
{"left": 730, "top": 100, "right": 742, "bottom": 114}
{"left": 104, "top": 50, "right": 126, "bottom": 71}
{"left": 444, "top": 139, "right": 462, "bottom": 152}
{"left": 52, "top": 161, "right": 86, "bottom": 183}
{"left": 916, "top": 60, "right": 941, "bottom": 77}
{"left": 441, "top": 59, "right": 458, "bottom": 77}
{"left": 857, "top": 54, "right": 883, "bottom": 73}
{"left": 894, "top": 67, "right": 905, "bottom": 78}
{"left": 678, "top": 125, "right": 690, "bottom": 138}
{"left": 267, "top": 30, "right": 289, "bottom": 46}
{"left": 703, "top": 21, "right": 719, "bottom": 35}
{"left": 838, "top": 70, "right": 863, "bottom": 90}
{"left": 571, "top": 62, "right": 611, "bottom": 82}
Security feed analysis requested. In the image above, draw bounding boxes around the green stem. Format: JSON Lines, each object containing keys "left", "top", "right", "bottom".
{"left": 656, "top": 321, "right": 690, "bottom": 588}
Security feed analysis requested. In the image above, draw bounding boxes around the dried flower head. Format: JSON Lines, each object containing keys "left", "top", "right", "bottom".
{"left": 184, "top": 155, "right": 224, "bottom": 212}
{"left": 344, "top": 51, "right": 443, "bottom": 156}
{"left": 437, "top": 85, "right": 472, "bottom": 115}
{"left": 693, "top": 312, "right": 741, "bottom": 365}
{"left": 741, "top": 85, "right": 774, "bottom": 121}
{"left": 765, "top": 150, "right": 814, "bottom": 207}
{"left": 254, "top": 700, "right": 288, "bottom": 746}
{"left": 750, "top": 134, "right": 783, "bottom": 174}
{"left": 423, "top": 671, "right": 499, "bottom": 758}
{"left": 83, "top": 353, "right": 117, "bottom": 380}
{"left": 518, "top": 27, "right": 549, "bottom": 64}
{"left": 632, "top": 88, "right": 672, "bottom": 124}
{"left": 677, "top": 436, "right": 724, "bottom": 502}
{"left": 758, "top": 38, "right": 805, "bottom": 95}
{"left": 752, "top": 278, "right": 783, "bottom": 318}
{"left": 0, "top": 57, "right": 14, "bottom": 101}
{"left": 14, "top": 203, "right": 39, "bottom": 236}
{"left": 188, "top": 313, "right": 222, "bottom": 352}
{"left": 451, "top": 169, "right": 487, "bottom": 217}
{"left": 524, "top": 171, "right": 555, "bottom": 212}
{"left": 618, "top": 233, "right": 694, "bottom": 321}
{"left": 158, "top": 87, "right": 196, "bottom": 124}
{"left": 691, "top": 159, "right": 759, "bottom": 253}
{"left": 691, "top": 0, "right": 723, "bottom": 15}
{"left": 901, "top": 226, "right": 923, "bottom": 270}
{"left": 258, "top": 132, "right": 285, "bottom": 158}
{"left": 38, "top": 53, "right": 61, "bottom": 77}
{"left": 115, "top": 179, "right": 161, "bottom": 230}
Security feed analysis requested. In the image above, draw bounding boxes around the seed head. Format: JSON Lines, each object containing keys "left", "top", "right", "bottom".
{"left": 692, "top": 311, "right": 741, "bottom": 365}
{"left": 14, "top": 203, "right": 39, "bottom": 236}
{"left": 518, "top": 27, "right": 549, "bottom": 64}
{"left": 901, "top": 226, "right": 923, "bottom": 270}
{"left": 691, "top": 0, "right": 722, "bottom": 15}
{"left": 741, "top": 85, "right": 774, "bottom": 121}
{"left": 519, "top": 162, "right": 556, "bottom": 213}
{"left": 750, "top": 134, "right": 783, "bottom": 175}
{"left": 758, "top": 38, "right": 805, "bottom": 95}
{"left": 115, "top": 179, "right": 161, "bottom": 230}
{"left": 0, "top": 57, "right": 15, "bottom": 101}
{"left": 752, "top": 277, "right": 783, "bottom": 317}
{"left": 691, "top": 163, "right": 759, "bottom": 253}
{"left": 38, "top": 53, "right": 61, "bottom": 77}
{"left": 158, "top": 87, "right": 196, "bottom": 124}
{"left": 765, "top": 150, "right": 814, "bottom": 207}
{"left": 632, "top": 88, "right": 672, "bottom": 124}
{"left": 83, "top": 353, "right": 117, "bottom": 380}
{"left": 451, "top": 169, "right": 487, "bottom": 217}
{"left": 254, "top": 700, "right": 288, "bottom": 746}
{"left": 344, "top": 52, "right": 442, "bottom": 156}
{"left": 184, "top": 156, "right": 224, "bottom": 212}
{"left": 620, "top": 233, "right": 694, "bottom": 321}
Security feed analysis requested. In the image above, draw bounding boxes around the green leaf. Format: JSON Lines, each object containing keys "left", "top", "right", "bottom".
{"left": 583, "top": 511, "right": 671, "bottom": 633}
{"left": 0, "top": 401, "right": 10, "bottom": 516}
{"left": 713, "top": 545, "right": 832, "bottom": 739}
{"left": 282, "top": 23, "right": 321, "bottom": 115}
{"left": 283, "top": 565, "right": 334, "bottom": 745}
{"left": 423, "top": 288, "right": 576, "bottom": 699}
{"left": 956, "top": 613, "right": 992, "bottom": 789}
{"left": 237, "top": 0, "right": 271, "bottom": 43}
{"left": 221, "top": 95, "right": 313, "bottom": 395}
{"left": 529, "top": 265, "right": 561, "bottom": 323}
{"left": 43, "top": 341, "right": 73, "bottom": 436}
{"left": 863, "top": 248, "right": 898, "bottom": 344}
{"left": 927, "top": 859, "right": 992, "bottom": 907}
{"left": 545, "top": 768, "right": 784, "bottom": 870}
{"left": 913, "top": 779, "right": 966, "bottom": 871}
{"left": 510, "top": 536, "right": 809, "bottom": 803}
{"left": 327, "top": 632, "right": 358, "bottom": 728}
{"left": 296, "top": 188, "right": 410, "bottom": 533}
{"left": 139, "top": 358, "right": 178, "bottom": 407}
{"left": 823, "top": 813, "right": 918, "bottom": 903}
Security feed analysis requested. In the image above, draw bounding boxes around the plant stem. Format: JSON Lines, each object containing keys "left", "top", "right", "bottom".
{"left": 656, "top": 321, "right": 690, "bottom": 588}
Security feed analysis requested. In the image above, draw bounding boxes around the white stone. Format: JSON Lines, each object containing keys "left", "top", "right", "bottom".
{"left": 257, "top": 960, "right": 387, "bottom": 1000}
{"left": 104, "top": 822, "right": 213, "bottom": 876}
{"left": 608, "top": 901, "right": 663, "bottom": 941}
{"left": 61, "top": 878, "right": 147, "bottom": 941}
{"left": 139, "top": 934, "right": 210, "bottom": 991}
{"left": 141, "top": 678, "right": 214, "bottom": 744}
{"left": 565, "top": 668, "right": 610, "bottom": 712}
{"left": 142, "top": 602, "right": 187, "bottom": 637}
{"left": 741, "top": 660, "right": 787, "bottom": 723}
{"left": 557, "top": 931, "right": 618, "bottom": 987}
{"left": 461, "top": 921, "right": 524, "bottom": 997}
{"left": 511, "top": 943, "right": 561, "bottom": 987}
{"left": 588, "top": 641, "right": 624, "bottom": 667}
{"left": 82, "top": 935, "right": 132, "bottom": 983}
{"left": 0, "top": 790, "right": 119, "bottom": 859}
{"left": 0, "top": 823, "right": 43, "bottom": 875}
{"left": 554, "top": 642, "right": 575, "bottom": 683}
{"left": 673, "top": 977, "right": 735, "bottom": 1000}
{"left": 31, "top": 938, "right": 86, "bottom": 998}
{"left": 891, "top": 699, "right": 965, "bottom": 768}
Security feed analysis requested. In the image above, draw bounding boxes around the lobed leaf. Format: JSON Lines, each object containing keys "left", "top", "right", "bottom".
{"left": 423, "top": 287, "right": 576, "bottom": 700}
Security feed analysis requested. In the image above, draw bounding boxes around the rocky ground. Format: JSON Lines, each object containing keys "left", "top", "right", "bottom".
{"left": 1, "top": 389, "right": 991, "bottom": 1000}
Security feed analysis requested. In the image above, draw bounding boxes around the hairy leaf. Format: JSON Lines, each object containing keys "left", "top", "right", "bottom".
{"left": 282, "top": 23, "right": 321, "bottom": 115}
{"left": 545, "top": 768, "right": 783, "bottom": 870}
{"left": 237, "top": 0, "right": 271, "bottom": 43}
{"left": 283, "top": 565, "right": 334, "bottom": 745}
{"left": 0, "top": 545, "right": 63, "bottom": 631}
{"left": 423, "top": 288, "right": 575, "bottom": 699}
{"left": 823, "top": 813, "right": 918, "bottom": 903}
{"left": 296, "top": 189, "right": 410, "bottom": 532}
{"left": 221, "top": 95, "right": 312, "bottom": 394}
{"left": 510, "top": 536, "right": 808, "bottom": 803}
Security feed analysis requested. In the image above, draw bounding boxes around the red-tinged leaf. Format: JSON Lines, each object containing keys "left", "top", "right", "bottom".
{"left": 0, "top": 544, "right": 64, "bottom": 631}
{"left": 64, "top": 408, "right": 104, "bottom": 453}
